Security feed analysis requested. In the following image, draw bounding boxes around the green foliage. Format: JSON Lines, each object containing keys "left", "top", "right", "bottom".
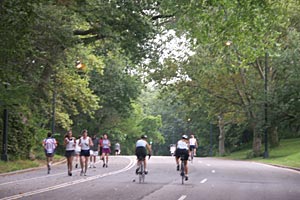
{"left": 1, "top": 0, "right": 153, "bottom": 158}
{"left": 1, "top": 0, "right": 300, "bottom": 161}
{"left": 227, "top": 138, "right": 300, "bottom": 168}
{"left": 139, "top": 115, "right": 164, "bottom": 144}
{"left": 142, "top": 0, "right": 300, "bottom": 157}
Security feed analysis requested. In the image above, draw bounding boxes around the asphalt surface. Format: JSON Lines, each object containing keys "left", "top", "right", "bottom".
{"left": 0, "top": 156, "right": 300, "bottom": 200}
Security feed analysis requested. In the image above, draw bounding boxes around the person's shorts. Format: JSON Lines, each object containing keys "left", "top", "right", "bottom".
{"left": 45, "top": 152, "right": 54, "bottom": 157}
{"left": 89, "top": 150, "right": 98, "bottom": 156}
{"left": 175, "top": 149, "right": 189, "bottom": 161}
{"left": 44, "top": 150, "right": 55, "bottom": 157}
{"left": 135, "top": 146, "right": 147, "bottom": 160}
{"left": 189, "top": 145, "right": 196, "bottom": 151}
{"left": 80, "top": 149, "right": 90, "bottom": 157}
{"left": 102, "top": 148, "right": 111, "bottom": 154}
{"left": 65, "top": 150, "right": 75, "bottom": 158}
{"left": 75, "top": 150, "right": 81, "bottom": 155}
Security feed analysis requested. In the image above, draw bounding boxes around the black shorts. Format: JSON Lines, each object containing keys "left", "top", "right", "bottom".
{"left": 80, "top": 149, "right": 90, "bottom": 157}
{"left": 65, "top": 150, "right": 75, "bottom": 158}
{"left": 189, "top": 145, "right": 196, "bottom": 151}
{"left": 175, "top": 149, "right": 189, "bottom": 161}
{"left": 135, "top": 147, "right": 147, "bottom": 160}
{"left": 44, "top": 150, "right": 55, "bottom": 157}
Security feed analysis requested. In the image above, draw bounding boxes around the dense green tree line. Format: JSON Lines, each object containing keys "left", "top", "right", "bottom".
{"left": 1, "top": 0, "right": 299, "bottom": 160}
{"left": 0, "top": 0, "right": 167, "bottom": 159}
{"left": 144, "top": 0, "right": 300, "bottom": 157}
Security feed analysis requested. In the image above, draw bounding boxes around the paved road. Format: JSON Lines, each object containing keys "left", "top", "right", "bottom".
{"left": 0, "top": 156, "right": 300, "bottom": 200}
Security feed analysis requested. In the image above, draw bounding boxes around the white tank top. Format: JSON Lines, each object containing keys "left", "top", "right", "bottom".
{"left": 65, "top": 137, "right": 75, "bottom": 151}
{"left": 75, "top": 139, "right": 81, "bottom": 152}
{"left": 189, "top": 138, "right": 197, "bottom": 146}
{"left": 44, "top": 138, "right": 57, "bottom": 153}
{"left": 80, "top": 137, "right": 90, "bottom": 150}
{"left": 177, "top": 140, "right": 188, "bottom": 150}
{"left": 102, "top": 139, "right": 110, "bottom": 149}
{"left": 136, "top": 139, "right": 147, "bottom": 147}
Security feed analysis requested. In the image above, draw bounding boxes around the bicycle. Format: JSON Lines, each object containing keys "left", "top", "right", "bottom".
{"left": 137, "top": 157, "right": 146, "bottom": 183}
{"left": 180, "top": 155, "right": 185, "bottom": 184}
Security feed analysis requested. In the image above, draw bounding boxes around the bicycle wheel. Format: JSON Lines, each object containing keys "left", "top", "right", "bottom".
{"left": 181, "top": 160, "right": 185, "bottom": 184}
{"left": 139, "top": 163, "right": 145, "bottom": 183}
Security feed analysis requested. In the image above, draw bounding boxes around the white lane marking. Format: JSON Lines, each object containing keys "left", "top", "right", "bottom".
{"left": 0, "top": 158, "right": 135, "bottom": 200}
{"left": 178, "top": 195, "right": 187, "bottom": 200}
{"left": 200, "top": 178, "right": 207, "bottom": 184}
{"left": 0, "top": 159, "right": 105, "bottom": 186}
{"left": 0, "top": 170, "right": 77, "bottom": 186}
{"left": 212, "top": 170, "right": 216, "bottom": 173}
{"left": 206, "top": 164, "right": 211, "bottom": 167}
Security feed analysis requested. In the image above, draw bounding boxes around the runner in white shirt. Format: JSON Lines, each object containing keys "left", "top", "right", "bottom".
{"left": 64, "top": 130, "right": 76, "bottom": 176}
{"left": 74, "top": 136, "right": 81, "bottom": 169}
{"left": 43, "top": 132, "right": 57, "bottom": 174}
{"left": 189, "top": 134, "right": 198, "bottom": 157}
{"left": 79, "top": 129, "right": 93, "bottom": 176}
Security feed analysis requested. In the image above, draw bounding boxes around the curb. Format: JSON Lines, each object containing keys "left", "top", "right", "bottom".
{"left": 0, "top": 159, "right": 66, "bottom": 176}
{"left": 266, "top": 163, "right": 300, "bottom": 172}
{"left": 219, "top": 157, "right": 300, "bottom": 172}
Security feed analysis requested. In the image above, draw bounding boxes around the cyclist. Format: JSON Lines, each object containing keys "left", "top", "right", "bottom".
{"left": 175, "top": 134, "right": 190, "bottom": 181}
{"left": 189, "top": 134, "right": 198, "bottom": 157}
{"left": 135, "top": 135, "right": 152, "bottom": 174}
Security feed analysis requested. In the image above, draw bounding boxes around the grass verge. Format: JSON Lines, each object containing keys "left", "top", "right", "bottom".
{"left": 226, "top": 138, "right": 300, "bottom": 169}
{"left": 0, "top": 160, "right": 41, "bottom": 174}
{"left": 0, "top": 155, "right": 64, "bottom": 174}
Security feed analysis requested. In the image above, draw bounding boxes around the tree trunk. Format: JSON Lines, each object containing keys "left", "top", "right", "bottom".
{"left": 218, "top": 114, "right": 225, "bottom": 156}
{"left": 251, "top": 122, "right": 262, "bottom": 157}
{"left": 269, "top": 125, "right": 279, "bottom": 147}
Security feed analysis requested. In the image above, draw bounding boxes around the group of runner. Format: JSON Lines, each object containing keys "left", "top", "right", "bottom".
{"left": 43, "top": 130, "right": 120, "bottom": 176}
{"left": 43, "top": 130, "right": 198, "bottom": 182}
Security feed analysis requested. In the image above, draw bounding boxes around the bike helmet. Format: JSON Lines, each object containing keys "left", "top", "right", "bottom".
{"left": 182, "top": 134, "right": 188, "bottom": 139}
{"left": 141, "top": 135, "right": 147, "bottom": 139}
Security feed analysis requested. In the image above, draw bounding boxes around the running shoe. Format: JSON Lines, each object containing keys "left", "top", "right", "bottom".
{"left": 185, "top": 176, "right": 188, "bottom": 181}
{"left": 47, "top": 164, "right": 51, "bottom": 174}
{"left": 176, "top": 165, "right": 179, "bottom": 171}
